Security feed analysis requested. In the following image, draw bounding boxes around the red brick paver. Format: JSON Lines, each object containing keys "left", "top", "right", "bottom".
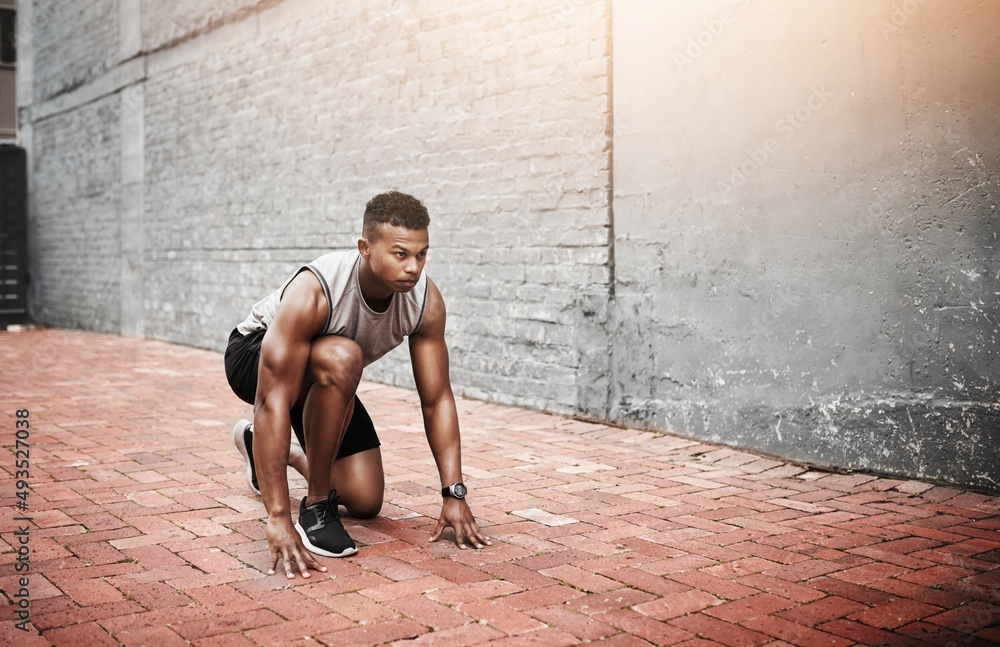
{"left": 2, "top": 329, "right": 999, "bottom": 646}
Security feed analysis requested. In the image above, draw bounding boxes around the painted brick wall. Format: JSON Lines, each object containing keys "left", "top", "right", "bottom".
{"left": 30, "top": 0, "right": 120, "bottom": 103}
{"left": 30, "top": 94, "right": 122, "bottom": 333}
{"left": 140, "top": 0, "right": 275, "bottom": 51}
{"left": 27, "top": 0, "right": 613, "bottom": 417}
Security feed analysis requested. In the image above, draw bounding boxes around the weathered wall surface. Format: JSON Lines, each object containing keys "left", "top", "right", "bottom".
{"left": 612, "top": 0, "right": 999, "bottom": 490}
{"left": 23, "top": 0, "right": 612, "bottom": 416}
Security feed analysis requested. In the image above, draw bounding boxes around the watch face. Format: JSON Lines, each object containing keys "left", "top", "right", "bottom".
{"left": 453, "top": 483, "right": 467, "bottom": 498}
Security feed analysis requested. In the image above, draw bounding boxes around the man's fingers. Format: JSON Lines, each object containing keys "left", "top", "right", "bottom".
{"left": 463, "top": 523, "right": 485, "bottom": 549}
{"left": 269, "top": 550, "right": 280, "bottom": 575}
{"left": 429, "top": 516, "right": 446, "bottom": 542}
{"left": 471, "top": 522, "right": 491, "bottom": 547}
{"left": 296, "top": 545, "right": 327, "bottom": 575}
{"left": 304, "top": 550, "right": 328, "bottom": 572}
{"left": 432, "top": 504, "right": 491, "bottom": 550}
{"left": 456, "top": 520, "right": 477, "bottom": 549}
{"left": 293, "top": 548, "right": 312, "bottom": 578}
{"left": 461, "top": 518, "right": 489, "bottom": 549}
{"left": 280, "top": 548, "right": 295, "bottom": 578}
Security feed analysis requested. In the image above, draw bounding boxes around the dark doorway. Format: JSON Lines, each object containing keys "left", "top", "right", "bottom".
{"left": 0, "top": 145, "right": 29, "bottom": 326}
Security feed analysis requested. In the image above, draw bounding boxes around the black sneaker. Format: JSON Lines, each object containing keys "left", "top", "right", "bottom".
{"left": 232, "top": 419, "right": 260, "bottom": 495}
{"left": 295, "top": 490, "right": 358, "bottom": 558}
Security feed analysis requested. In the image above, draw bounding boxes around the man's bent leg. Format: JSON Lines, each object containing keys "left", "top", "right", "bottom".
{"left": 329, "top": 447, "right": 385, "bottom": 519}
{"left": 292, "top": 336, "right": 363, "bottom": 558}
{"left": 298, "top": 336, "right": 363, "bottom": 505}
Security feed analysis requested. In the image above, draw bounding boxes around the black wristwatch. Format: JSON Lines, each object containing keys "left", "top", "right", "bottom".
{"left": 442, "top": 482, "right": 467, "bottom": 499}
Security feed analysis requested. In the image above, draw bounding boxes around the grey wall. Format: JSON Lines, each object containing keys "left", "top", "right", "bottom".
{"left": 22, "top": 0, "right": 612, "bottom": 417}
{"left": 612, "top": 0, "right": 999, "bottom": 490}
{"left": 19, "top": 0, "right": 999, "bottom": 490}
{"left": 30, "top": 0, "right": 120, "bottom": 104}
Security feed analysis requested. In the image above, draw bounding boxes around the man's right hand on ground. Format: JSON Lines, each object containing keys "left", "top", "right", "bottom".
{"left": 265, "top": 516, "right": 327, "bottom": 579}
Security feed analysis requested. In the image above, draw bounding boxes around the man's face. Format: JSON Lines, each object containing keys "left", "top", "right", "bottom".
{"left": 363, "top": 224, "right": 429, "bottom": 293}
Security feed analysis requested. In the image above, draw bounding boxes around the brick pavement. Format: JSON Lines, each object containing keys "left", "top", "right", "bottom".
{"left": 2, "top": 329, "right": 999, "bottom": 646}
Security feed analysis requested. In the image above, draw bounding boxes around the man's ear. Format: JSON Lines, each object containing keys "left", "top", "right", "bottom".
{"left": 358, "top": 237, "right": 370, "bottom": 259}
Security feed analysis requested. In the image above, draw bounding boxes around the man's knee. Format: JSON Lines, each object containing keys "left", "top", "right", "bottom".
{"left": 346, "top": 497, "right": 382, "bottom": 520}
{"left": 309, "top": 338, "right": 363, "bottom": 390}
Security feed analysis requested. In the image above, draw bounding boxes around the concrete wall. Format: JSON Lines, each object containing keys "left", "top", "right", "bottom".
{"left": 612, "top": 0, "right": 999, "bottom": 490}
{"left": 19, "top": 0, "right": 999, "bottom": 490}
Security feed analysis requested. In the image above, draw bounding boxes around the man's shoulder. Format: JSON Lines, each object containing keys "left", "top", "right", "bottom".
{"left": 411, "top": 277, "right": 445, "bottom": 338}
{"left": 309, "top": 249, "right": 359, "bottom": 269}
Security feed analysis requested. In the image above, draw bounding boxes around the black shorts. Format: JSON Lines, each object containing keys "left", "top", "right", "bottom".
{"left": 224, "top": 327, "right": 380, "bottom": 458}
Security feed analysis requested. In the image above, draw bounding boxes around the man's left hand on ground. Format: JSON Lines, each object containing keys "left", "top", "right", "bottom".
{"left": 429, "top": 497, "right": 491, "bottom": 549}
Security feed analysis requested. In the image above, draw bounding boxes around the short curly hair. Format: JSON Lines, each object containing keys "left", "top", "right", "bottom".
{"left": 363, "top": 191, "right": 430, "bottom": 240}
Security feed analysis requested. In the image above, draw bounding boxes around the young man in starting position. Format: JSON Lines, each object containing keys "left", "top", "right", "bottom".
{"left": 224, "top": 191, "right": 489, "bottom": 579}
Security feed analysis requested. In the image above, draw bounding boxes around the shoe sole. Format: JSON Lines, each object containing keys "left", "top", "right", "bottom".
{"left": 294, "top": 521, "right": 358, "bottom": 558}
{"left": 232, "top": 420, "right": 260, "bottom": 496}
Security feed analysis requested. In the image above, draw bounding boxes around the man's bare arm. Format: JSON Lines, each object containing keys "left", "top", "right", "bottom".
{"left": 409, "top": 279, "right": 490, "bottom": 549}
{"left": 254, "top": 270, "right": 328, "bottom": 577}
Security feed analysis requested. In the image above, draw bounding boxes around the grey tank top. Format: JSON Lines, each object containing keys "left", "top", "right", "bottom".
{"left": 236, "top": 250, "right": 429, "bottom": 367}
